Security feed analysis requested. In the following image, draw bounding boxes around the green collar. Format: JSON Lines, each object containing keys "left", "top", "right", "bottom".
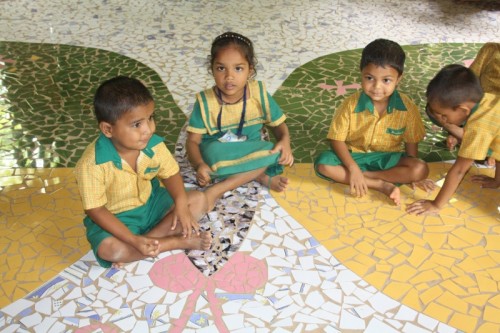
{"left": 470, "top": 102, "right": 479, "bottom": 116}
{"left": 94, "top": 133, "right": 164, "bottom": 169}
{"left": 354, "top": 91, "right": 407, "bottom": 114}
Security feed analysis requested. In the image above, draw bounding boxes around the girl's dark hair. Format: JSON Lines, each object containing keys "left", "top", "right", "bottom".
{"left": 93, "top": 76, "right": 153, "bottom": 124}
{"left": 426, "top": 64, "right": 483, "bottom": 108}
{"left": 360, "top": 39, "right": 405, "bottom": 76}
{"left": 207, "top": 31, "right": 257, "bottom": 78}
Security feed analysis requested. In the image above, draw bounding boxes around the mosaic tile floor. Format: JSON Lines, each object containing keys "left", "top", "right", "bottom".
{"left": 1, "top": 1, "right": 499, "bottom": 332}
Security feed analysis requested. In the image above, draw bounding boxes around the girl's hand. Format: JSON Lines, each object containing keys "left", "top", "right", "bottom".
{"left": 349, "top": 166, "right": 368, "bottom": 197}
{"left": 196, "top": 163, "right": 212, "bottom": 187}
{"left": 270, "top": 140, "right": 294, "bottom": 166}
{"left": 406, "top": 199, "right": 440, "bottom": 215}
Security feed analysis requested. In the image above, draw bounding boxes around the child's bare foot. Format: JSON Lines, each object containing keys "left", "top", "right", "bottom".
{"left": 112, "top": 262, "right": 125, "bottom": 269}
{"left": 182, "top": 231, "right": 212, "bottom": 251}
{"left": 258, "top": 174, "right": 289, "bottom": 192}
{"left": 381, "top": 182, "right": 401, "bottom": 206}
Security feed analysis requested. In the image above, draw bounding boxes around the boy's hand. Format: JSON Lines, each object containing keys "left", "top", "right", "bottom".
{"left": 172, "top": 204, "right": 200, "bottom": 238}
{"left": 411, "top": 179, "right": 436, "bottom": 193}
{"left": 471, "top": 175, "right": 500, "bottom": 189}
{"left": 446, "top": 135, "right": 459, "bottom": 151}
{"left": 270, "top": 140, "right": 294, "bottom": 166}
{"left": 196, "top": 163, "right": 212, "bottom": 187}
{"left": 406, "top": 199, "right": 440, "bottom": 215}
{"left": 133, "top": 235, "right": 161, "bottom": 257}
{"left": 349, "top": 166, "right": 368, "bottom": 197}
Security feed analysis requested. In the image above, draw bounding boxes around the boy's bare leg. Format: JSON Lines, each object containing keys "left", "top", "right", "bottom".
{"left": 255, "top": 173, "right": 289, "bottom": 192}
{"left": 317, "top": 164, "right": 400, "bottom": 205}
{"left": 364, "top": 157, "right": 429, "bottom": 184}
{"left": 204, "top": 167, "right": 266, "bottom": 211}
{"left": 99, "top": 190, "right": 211, "bottom": 268}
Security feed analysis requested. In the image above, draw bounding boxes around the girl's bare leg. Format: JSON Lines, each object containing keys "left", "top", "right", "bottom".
{"left": 204, "top": 167, "right": 266, "bottom": 211}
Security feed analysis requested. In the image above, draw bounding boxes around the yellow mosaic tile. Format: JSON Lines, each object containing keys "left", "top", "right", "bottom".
{"left": 407, "top": 245, "right": 432, "bottom": 267}
{"left": 423, "top": 302, "right": 453, "bottom": 324}
{"left": 383, "top": 282, "right": 412, "bottom": 299}
{"left": 402, "top": 288, "right": 422, "bottom": 311}
{"left": 275, "top": 163, "right": 499, "bottom": 331}
{"left": 477, "top": 323, "right": 500, "bottom": 333}
{"left": 449, "top": 313, "right": 478, "bottom": 333}
{"left": 410, "top": 270, "right": 441, "bottom": 285}
{"left": 0, "top": 168, "right": 87, "bottom": 309}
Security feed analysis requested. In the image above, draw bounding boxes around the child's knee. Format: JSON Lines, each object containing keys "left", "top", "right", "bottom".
{"left": 188, "top": 190, "right": 208, "bottom": 213}
{"left": 411, "top": 159, "right": 430, "bottom": 180}
{"left": 316, "top": 164, "right": 327, "bottom": 175}
{"left": 97, "top": 237, "right": 124, "bottom": 263}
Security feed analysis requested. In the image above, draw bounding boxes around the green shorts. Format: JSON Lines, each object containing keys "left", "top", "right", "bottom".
{"left": 84, "top": 178, "right": 174, "bottom": 268}
{"left": 314, "top": 150, "right": 404, "bottom": 181}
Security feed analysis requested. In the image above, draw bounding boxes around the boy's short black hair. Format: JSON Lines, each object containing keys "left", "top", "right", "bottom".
{"left": 360, "top": 39, "right": 405, "bottom": 75}
{"left": 426, "top": 64, "right": 484, "bottom": 108}
{"left": 94, "top": 76, "right": 153, "bottom": 124}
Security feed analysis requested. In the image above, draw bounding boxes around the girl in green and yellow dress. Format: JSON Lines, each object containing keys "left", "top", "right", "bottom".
{"left": 186, "top": 32, "right": 294, "bottom": 210}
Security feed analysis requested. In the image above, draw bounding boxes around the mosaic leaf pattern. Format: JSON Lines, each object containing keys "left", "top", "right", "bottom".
{"left": 0, "top": 42, "right": 186, "bottom": 168}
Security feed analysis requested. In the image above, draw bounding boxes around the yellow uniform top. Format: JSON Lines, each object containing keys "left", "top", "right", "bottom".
{"left": 75, "top": 133, "right": 179, "bottom": 214}
{"left": 469, "top": 42, "right": 500, "bottom": 95}
{"left": 187, "top": 80, "right": 286, "bottom": 136}
{"left": 327, "top": 90, "right": 425, "bottom": 153}
{"left": 459, "top": 93, "right": 500, "bottom": 161}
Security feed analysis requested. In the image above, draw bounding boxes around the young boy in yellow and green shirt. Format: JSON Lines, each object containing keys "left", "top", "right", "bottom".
{"left": 315, "top": 39, "right": 434, "bottom": 206}
{"left": 407, "top": 43, "right": 500, "bottom": 215}
{"left": 75, "top": 76, "right": 211, "bottom": 268}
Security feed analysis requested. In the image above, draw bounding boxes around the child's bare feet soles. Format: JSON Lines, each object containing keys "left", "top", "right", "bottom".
{"left": 258, "top": 174, "right": 289, "bottom": 192}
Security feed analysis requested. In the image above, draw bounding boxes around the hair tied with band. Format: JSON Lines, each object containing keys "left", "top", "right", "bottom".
{"left": 215, "top": 32, "right": 251, "bottom": 46}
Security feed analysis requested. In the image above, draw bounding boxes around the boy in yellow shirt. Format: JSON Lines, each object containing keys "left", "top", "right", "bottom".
{"left": 425, "top": 43, "right": 499, "bottom": 166}
{"left": 407, "top": 45, "right": 500, "bottom": 215}
{"left": 75, "top": 76, "right": 211, "bottom": 268}
{"left": 315, "top": 39, "right": 433, "bottom": 206}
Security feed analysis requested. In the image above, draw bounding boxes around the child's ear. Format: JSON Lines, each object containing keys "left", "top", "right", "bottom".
{"left": 99, "top": 121, "right": 113, "bottom": 138}
{"left": 248, "top": 67, "right": 255, "bottom": 79}
{"left": 396, "top": 74, "right": 403, "bottom": 85}
{"left": 456, "top": 101, "right": 475, "bottom": 117}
